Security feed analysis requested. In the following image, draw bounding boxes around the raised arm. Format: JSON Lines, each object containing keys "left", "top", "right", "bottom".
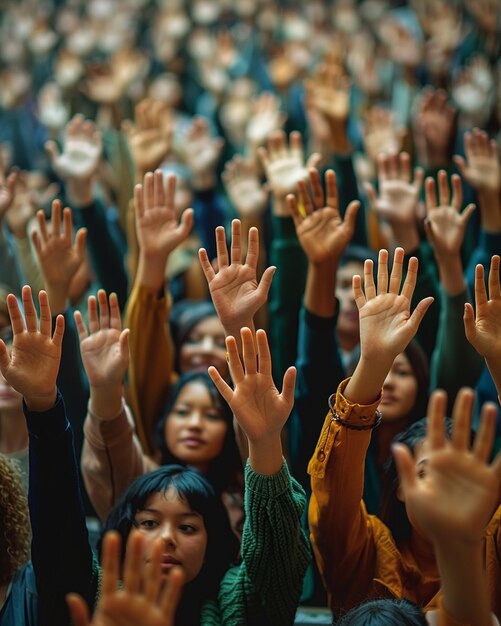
{"left": 394, "top": 388, "right": 501, "bottom": 626}
{"left": 125, "top": 170, "right": 193, "bottom": 454}
{"left": 198, "top": 219, "right": 275, "bottom": 353}
{"left": 286, "top": 168, "right": 359, "bottom": 482}
{"left": 208, "top": 327, "right": 310, "bottom": 625}
{"left": 309, "top": 248, "right": 433, "bottom": 611}
{"left": 0, "top": 286, "right": 96, "bottom": 626}
{"left": 424, "top": 171, "right": 483, "bottom": 407}
{"left": 77, "top": 290, "right": 155, "bottom": 520}
{"left": 464, "top": 256, "right": 501, "bottom": 401}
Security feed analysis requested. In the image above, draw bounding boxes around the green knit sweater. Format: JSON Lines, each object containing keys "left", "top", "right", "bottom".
{"left": 200, "top": 459, "right": 311, "bottom": 625}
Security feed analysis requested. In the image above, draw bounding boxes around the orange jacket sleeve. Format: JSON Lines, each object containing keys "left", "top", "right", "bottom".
{"left": 124, "top": 282, "right": 175, "bottom": 455}
{"left": 308, "top": 377, "right": 382, "bottom": 612}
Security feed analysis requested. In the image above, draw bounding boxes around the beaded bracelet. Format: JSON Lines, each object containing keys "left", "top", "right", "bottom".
{"left": 328, "top": 394, "right": 383, "bottom": 431}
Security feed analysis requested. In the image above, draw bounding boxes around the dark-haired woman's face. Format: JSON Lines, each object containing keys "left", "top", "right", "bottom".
{"left": 164, "top": 380, "right": 228, "bottom": 472}
{"left": 134, "top": 488, "right": 208, "bottom": 583}
{"left": 380, "top": 353, "right": 418, "bottom": 422}
{"left": 179, "top": 316, "right": 228, "bottom": 378}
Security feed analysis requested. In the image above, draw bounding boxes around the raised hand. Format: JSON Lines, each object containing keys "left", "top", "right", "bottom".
{"left": 179, "top": 116, "right": 224, "bottom": 191}
{"left": 464, "top": 256, "right": 501, "bottom": 361}
{"left": 0, "top": 164, "right": 18, "bottom": 221}
{"left": 45, "top": 114, "right": 102, "bottom": 182}
{"left": 135, "top": 170, "right": 194, "bottom": 260}
{"left": 362, "top": 107, "right": 404, "bottom": 165}
{"left": 355, "top": 248, "right": 434, "bottom": 364}
{"left": 453, "top": 128, "right": 501, "bottom": 194}
{"left": 6, "top": 171, "right": 58, "bottom": 240}
{"left": 412, "top": 88, "right": 457, "bottom": 170}
{"left": 287, "top": 168, "right": 359, "bottom": 265}
{"left": 208, "top": 327, "right": 295, "bottom": 474}
{"left": 31, "top": 199, "right": 87, "bottom": 313}
{"left": 75, "top": 290, "right": 129, "bottom": 391}
{"left": 393, "top": 388, "right": 501, "bottom": 545}
{"left": 67, "top": 531, "right": 184, "bottom": 626}
{"left": 222, "top": 156, "right": 269, "bottom": 218}
{"left": 258, "top": 130, "right": 321, "bottom": 215}
{"left": 245, "top": 91, "right": 286, "bottom": 152}
{"left": 122, "top": 98, "right": 173, "bottom": 180}
{"left": 0, "top": 286, "right": 64, "bottom": 411}
{"left": 198, "top": 219, "right": 275, "bottom": 333}
{"left": 424, "top": 171, "right": 476, "bottom": 258}
{"left": 365, "top": 152, "right": 424, "bottom": 239}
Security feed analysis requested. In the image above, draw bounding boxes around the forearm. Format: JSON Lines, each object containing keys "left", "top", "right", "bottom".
{"left": 434, "top": 253, "right": 465, "bottom": 297}
{"left": 14, "top": 236, "right": 45, "bottom": 294}
{"left": 477, "top": 189, "right": 501, "bottom": 234}
{"left": 344, "top": 355, "right": 391, "bottom": 406}
{"left": 26, "top": 393, "right": 95, "bottom": 624}
{"left": 434, "top": 540, "right": 491, "bottom": 626}
{"left": 485, "top": 356, "right": 501, "bottom": 401}
{"left": 236, "top": 460, "right": 310, "bottom": 626}
{"left": 82, "top": 400, "right": 154, "bottom": 520}
{"left": 248, "top": 435, "right": 283, "bottom": 475}
{"left": 136, "top": 252, "right": 168, "bottom": 291}
{"left": 89, "top": 383, "right": 123, "bottom": 419}
{"left": 304, "top": 261, "right": 337, "bottom": 318}
{"left": 308, "top": 378, "right": 380, "bottom": 609}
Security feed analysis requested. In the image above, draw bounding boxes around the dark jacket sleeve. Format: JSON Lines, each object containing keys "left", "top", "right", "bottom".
{"left": 25, "top": 392, "right": 97, "bottom": 626}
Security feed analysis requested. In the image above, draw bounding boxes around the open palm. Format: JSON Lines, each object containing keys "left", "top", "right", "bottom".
{"left": 75, "top": 291, "right": 129, "bottom": 388}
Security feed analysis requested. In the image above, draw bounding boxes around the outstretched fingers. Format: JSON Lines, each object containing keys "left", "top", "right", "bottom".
{"left": 473, "top": 402, "right": 498, "bottom": 463}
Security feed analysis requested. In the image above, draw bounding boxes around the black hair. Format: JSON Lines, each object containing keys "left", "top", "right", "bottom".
{"left": 169, "top": 299, "right": 219, "bottom": 373}
{"left": 401, "top": 339, "right": 429, "bottom": 426}
{"left": 334, "top": 598, "right": 427, "bottom": 625}
{"left": 379, "top": 415, "right": 453, "bottom": 543}
{"left": 340, "top": 244, "right": 378, "bottom": 268}
{"left": 100, "top": 465, "right": 240, "bottom": 624}
{"left": 155, "top": 371, "right": 243, "bottom": 495}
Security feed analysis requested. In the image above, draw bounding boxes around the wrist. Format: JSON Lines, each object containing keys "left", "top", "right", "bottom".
{"left": 66, "top": 180, "right": 93, "bottom": 208}
{"left": 390, "top": 223, "right": 420, "bottom": 252}
{"left": 435, "top": 254, "right": 465, "bottom": 296}
{"left": 89, "top": 384, "right": 123, "bottom": 419}
{"left": 248, "top": 435, "right": 283, "bottom": 475}
{"left": 46, "top": 286, "right": 70, "bottom": 315}
{"left": 478, "top": 190, "right": 501, "bottom": 233}
{"left": 191, "top": 171, "right": 216, "bottom": 191}
{"left": 137, "top": 253, "right": 168, "bottom": 290}
{"left": 24, "top": 388, "right": 58, "bottom": 412}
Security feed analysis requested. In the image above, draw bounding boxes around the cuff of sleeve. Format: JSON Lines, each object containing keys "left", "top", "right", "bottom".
{"left": 24, "top": 390, "right": 68, "bottom": 437}
{"left": 335, "top": 377, "right": 382, "bottom": 423}
{"left": 244, "top": 457, "right": 291, "bottom": 497}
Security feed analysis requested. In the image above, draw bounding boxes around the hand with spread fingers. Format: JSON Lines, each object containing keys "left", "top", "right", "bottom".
{"left": 424, "top": 170, "right": 476, "bottom": 258}
{"left": 365, "top": 152, "right": 424, "bottom": 251}
{"left": 258, "top": 130, "right": 321, "bottom": 215}
{"left": 198, "top": 219, "right": 275, "bottom": 338}
{"left": 393, "top": 388, "right": 501, "bottom": 547}
{"left": 287, "top": 168, "right": 359, "bottom": 266}
{"left": 45, "top": 114, "right": 102, "bottom": 207}
{"left": 122, "top": 98, "right": 173, "bottom": 182}
{"left": 355, "top": 248, "right": 434, "bottom": 364}
{"left": 208, "top": 327, "right": 296, "bottom": 475}
{"left": 67, "top": 531, "right": 184, "bottom": 626}
{"left": 32, "top": 199, "right": 87, "bottom": 313}
{"left": 464, "top": 256, "right": 501, "bottom": 400}
{"left": 0, "top": 286, "right": 64, "bottom": 412}
{"left": 222, "top": 156, "right": 269, "bottom": 218}
{"left": 453, "top": 128, "right": 501, "bottom": 194}
{"left": 75, "top": 290, "right": 130, "bottom": 391}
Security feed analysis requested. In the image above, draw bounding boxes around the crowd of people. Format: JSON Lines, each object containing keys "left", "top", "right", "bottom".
{"left": 0, "top": 0, "right": 501, "bottom": 625}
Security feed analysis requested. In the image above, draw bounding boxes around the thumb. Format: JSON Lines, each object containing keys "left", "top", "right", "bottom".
{"left": 280, "top": 365, "right": 297, "bottom": 409}
{"left": 306, "top": 152, "right": 323, "bottom": 169}
{"left": 409, "top": 296, "right": 434, "bottom": 332}
{"left": 343, "top": 200, "right": 360, "bottom": 234}
{"left": 119, "top": 328, "right": 130, "bottom": 361}
{"left": 255, "top": 266, "right": 276, "bottom": 302}
{"left": 0, "top": 339, "right": 10, "bottom": 374}
{"left": 463, "top": 302, "right": 476, "bottom": 343}
{"left": 65, "top": 594, "right": 90, "bottom": 626}
{"left": 453, "top": 155, "right": 467, "bottom": 177}
{"left": 44, "top": 140, "right": 60, "bottom": 165}
{"left": 392, "top": 443, "right": 417, "bottom": 494}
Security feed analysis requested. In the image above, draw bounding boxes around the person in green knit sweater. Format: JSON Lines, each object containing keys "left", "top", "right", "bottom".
{"left": 0, "top": 282, "right": 310, "bottom": 625}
